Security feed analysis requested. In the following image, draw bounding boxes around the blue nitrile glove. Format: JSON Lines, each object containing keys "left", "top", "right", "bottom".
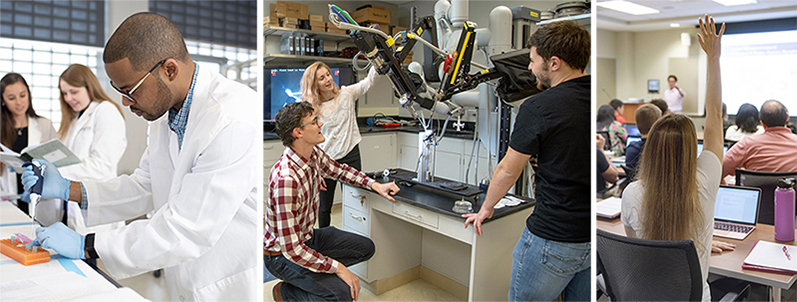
{"left": 32, "top": 222, "right": 85, "bottom": 259}
{"left": 20, "top": 191, "right": 30, "bottom": 203}
{"left": 21, "top": 159, "right": 70, "bottom": 200}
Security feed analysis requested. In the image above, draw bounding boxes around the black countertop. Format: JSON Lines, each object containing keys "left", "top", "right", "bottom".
{"left": 365, "top": 168, "right": 534, "bottom": 223}
{"left": 264, "top": 120, "right": 476, "bottom": 141}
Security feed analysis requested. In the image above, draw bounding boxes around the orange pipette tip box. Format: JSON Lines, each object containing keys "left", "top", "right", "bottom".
{"left": 1, "top": 238, "right": 50, "bottom": 266}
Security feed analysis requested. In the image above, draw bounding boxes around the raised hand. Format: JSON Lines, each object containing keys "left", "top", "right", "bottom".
{"left": 696, "top": 14, "right": 725, "bottom": 58}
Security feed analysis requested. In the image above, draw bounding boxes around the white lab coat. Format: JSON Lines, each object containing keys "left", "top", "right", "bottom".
{"left": 81, "top": 67, "right": 259, "bottom": 301}
{"left": 0, "top": 116, "right": 57, "bottom": 196}
{"left": 35, "top": 101, "right": 127, "bottom": 233}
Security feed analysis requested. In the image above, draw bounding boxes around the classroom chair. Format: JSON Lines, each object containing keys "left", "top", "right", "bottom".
{"left": 597, "top": 230, "right": 751, "bottom": 301}
{"left": 735, "top": 169, "right": 797, "bottom": 225}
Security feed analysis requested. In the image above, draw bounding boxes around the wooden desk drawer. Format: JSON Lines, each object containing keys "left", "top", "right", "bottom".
{"left": 342, "top": 206, "right": 370, "bottom": 236}
{"left": 392, "top": 203, "right": 439, "bottom": 229}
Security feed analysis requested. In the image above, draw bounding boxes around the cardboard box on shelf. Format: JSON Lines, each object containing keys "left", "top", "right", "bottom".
{"left": 264, "top": 16, "right": 279, "bottom": 27}
{"left": 310, "top": 20, "right": 325, "bottom": 28}
{"left": 282, "top": 17, "right": 299, "bottom": 25}
{"left": 391, "top": 26, "right": 408, "bottom": 35}
{"left": 309, "top": 15, "right": 324, "bottom": 22}
{"left": 278, "top": 1, "right": 309, "bottom": 19}
{"left": 311, "top": 26, "right": 325, "bottom": 32}
{"left": 326, "top": 23, "right": 347, "bottom": 34}
{"left": 353, "top": 7, "right": 390, "bottom": 24}
{"left": 270, "top": 3, "right": 286, "bottom": 18}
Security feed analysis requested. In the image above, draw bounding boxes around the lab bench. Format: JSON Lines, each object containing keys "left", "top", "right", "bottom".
{"left": 341, "top": 169, "right": 534, "bottom": 301}
{"left": 0, "top": 201, "right": 146, "bottom": 300}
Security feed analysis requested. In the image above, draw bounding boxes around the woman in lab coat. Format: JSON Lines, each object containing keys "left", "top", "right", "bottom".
{"left": 300, "top": 62, "right": 380, "bottom": 228}
{"left": 0, "top": 73, "right": 58, "bottom": 214}
{"left": 37, "top": 64, "right": 127, "bottom": 232}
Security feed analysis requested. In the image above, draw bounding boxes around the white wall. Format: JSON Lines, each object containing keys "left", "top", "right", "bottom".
{"left": 598, "top": 27, "right": 708, "bottom": 115}
{"left": 104, "top": 0, "right": 150, "bottom": 175}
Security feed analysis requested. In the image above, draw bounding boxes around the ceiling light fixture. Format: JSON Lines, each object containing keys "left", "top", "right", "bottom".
{"left": 712, "top": 0, "right": 757, "bottom": 6}
{"left": 597, "top": 0, "right": 660, "bottom": 15}
{"left": 670, "top": 23, "right": 681, "bottom": 27}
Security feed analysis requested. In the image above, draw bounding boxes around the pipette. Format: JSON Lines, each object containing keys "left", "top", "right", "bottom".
{"left": 21, "top": 162, "right": 45, "bottom": 236}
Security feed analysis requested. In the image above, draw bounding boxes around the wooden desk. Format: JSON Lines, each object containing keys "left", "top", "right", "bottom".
{"left": 597, "top": 217, "right": 797, "bottom": 301}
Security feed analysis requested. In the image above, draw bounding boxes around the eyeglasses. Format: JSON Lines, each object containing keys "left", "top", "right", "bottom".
{"left": 110, "top": 59, "right": 166, "bottom": 102}
{"left": 299, "top": 116, "right": 319, "bottom": 128}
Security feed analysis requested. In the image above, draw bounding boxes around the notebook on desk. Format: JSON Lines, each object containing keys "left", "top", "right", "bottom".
{"left": 713, "top": 185, "right": 761, "bottom": 240}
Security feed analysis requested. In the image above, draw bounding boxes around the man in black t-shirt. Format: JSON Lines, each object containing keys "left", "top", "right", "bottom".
{"left": 464, "top": 21, "right": 591, "bottom": 301}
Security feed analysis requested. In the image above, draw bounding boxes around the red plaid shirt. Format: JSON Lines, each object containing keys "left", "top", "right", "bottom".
{"left": 264, "top": 146, "right": 375, "bottom": 273}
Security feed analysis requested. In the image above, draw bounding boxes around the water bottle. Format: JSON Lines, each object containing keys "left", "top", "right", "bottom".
{"left": 774, "top": 177, "right": 796, "bottom": 242}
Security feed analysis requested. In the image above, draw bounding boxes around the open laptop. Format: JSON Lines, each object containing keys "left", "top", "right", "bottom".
{"left": 624, "top": 123, "right": 641, "bottom": 136}
{"left": 697, "top": 143, "right": 728, "bottom": 157}
{"left": 713, "top": 185, "right": 761, "bottom": 240}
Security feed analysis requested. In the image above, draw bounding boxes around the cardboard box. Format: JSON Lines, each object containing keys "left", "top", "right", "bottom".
{"left": 310, "top": 20, "right": 325, "bottom": 28}
{"left": 264, "top": 16, "right": 279, "bottom": 26}
{"left": 353, "top": 7, "right": 390, "bottom": 24}
{"left": 391, "top": 26, "right": 408, "bottom": 35}
{"left": 270, "top": 3, "right": 286, "bottom": 18}
{"left": 311, "top": 26, "right": 325, "bottom": 32}
{"left": 278, "top": 1, "right": 309, "bottom": 19}
{"left": 326, "top": 23, "right": 347, "bottom": 34}
{"left": 309, "top": 15, "right": 324, "bottom": 22}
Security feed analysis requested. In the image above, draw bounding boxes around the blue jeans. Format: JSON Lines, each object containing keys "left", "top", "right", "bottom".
{"left": 264, "top": 227, "right": 375, "bottom": 301}
{"left": 508, "top": 227, "right": 591, "bottom": 301}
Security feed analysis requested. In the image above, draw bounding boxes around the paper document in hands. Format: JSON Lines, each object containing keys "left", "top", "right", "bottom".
{"left": 743, "top": 241, "right": 797, "bottom": 274}
{"left": 0, "top": 139, "right": 80, "bottom": 173}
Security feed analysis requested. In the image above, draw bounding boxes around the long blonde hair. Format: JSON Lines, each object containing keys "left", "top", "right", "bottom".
{"left": 58, "top": 64, "right": 124, "bottom": 140}
{"left": 638, "top": 114, "right": 702, "bottom": 242}
{"left": 300, "top": 61, "right": 340, "bottom": 110}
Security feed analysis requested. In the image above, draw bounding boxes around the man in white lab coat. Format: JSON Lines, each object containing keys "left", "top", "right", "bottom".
{"left": 24, "top": 13, "right": 258, "bottom": 301}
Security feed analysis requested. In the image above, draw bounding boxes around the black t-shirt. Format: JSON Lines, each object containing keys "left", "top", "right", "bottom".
{"left": 509, "top": 75, "right": 590, "bottom": 243}
{"left": 597, "top": 148, "right": 610, "bottom": 193}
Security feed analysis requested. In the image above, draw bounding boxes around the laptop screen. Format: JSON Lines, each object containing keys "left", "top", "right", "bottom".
{"left": 697, "top": 143, "right": 728, "bottom": 157}
{"left": 714, "top": 186, "right": 760, "bottom": 225}
{"left": 626, "top": 136, "right": 642, "bottom": 146}
{"left": 625, "top": 124, "right": 641, "bottom": 136}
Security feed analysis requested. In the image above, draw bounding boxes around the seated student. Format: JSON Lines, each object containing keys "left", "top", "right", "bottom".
{"left": 621, "top": 15, "right": 724, "bottom": 302}
{"left": 265, "top": 102, "right": 399, "bottom": 302}
{"left": 597, "top": 104, "right": 628, "bottom": 156}
{"left": 625, "top": 104, "right": 662, "bottom": 181}
{"left": 597, "top": 134, "right": 619, "bottom": 196}
{"left": 721, "top": 103, "right": 733, "bottom": 136}
{"left": 722, "top": 100, "right": 797, "bottom": 181}
{"left": 610, "top": 99, "right": 627, "bottom": 125}
{"left": 650, "top": 98, "right": 670, "bottom": 115}
{"left": 725, "top": 103, "right": 764, "bottom": 142}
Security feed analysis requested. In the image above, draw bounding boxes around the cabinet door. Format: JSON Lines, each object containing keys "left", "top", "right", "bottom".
{"left": 359, "top": 133, "right": 396, "bottom": 172}
{"left": 434, "top": 150, "right": 463, "bottom": 182}
{"left": 397, "top": 145, "right": 414, "bottom": 171}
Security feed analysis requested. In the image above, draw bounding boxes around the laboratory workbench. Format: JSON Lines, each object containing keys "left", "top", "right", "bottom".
{"left": 341, "top": 169, "right": 534, "bottom": 301}
{"left": 263, "top": 122, "right": 476, "bottom": 141}
{"left": 0, "top": 201, "right": 146, "bottom": 301}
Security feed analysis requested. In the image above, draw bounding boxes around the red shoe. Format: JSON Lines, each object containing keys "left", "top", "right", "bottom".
{"left": 272, "top": 281, "right": 283, "bottom": 302}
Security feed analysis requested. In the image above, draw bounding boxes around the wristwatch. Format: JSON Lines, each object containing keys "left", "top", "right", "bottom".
{"left": 84, "top": 233, "right": 99, "bottom": 259}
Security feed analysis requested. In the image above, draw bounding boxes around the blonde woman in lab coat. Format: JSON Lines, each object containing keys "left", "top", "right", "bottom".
{"left": 35, "top": 64, "right": 127, "bottom": 232}
{"left": 0, "top": 73, "right": 58, "bottom": 214}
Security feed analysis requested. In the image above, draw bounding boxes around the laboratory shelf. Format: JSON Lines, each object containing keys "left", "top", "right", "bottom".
{"left": 264, "top": 26, "right": 352, "bottom": 42}
{"left": 264, "top": 53, "right": 368, "bottom": 67}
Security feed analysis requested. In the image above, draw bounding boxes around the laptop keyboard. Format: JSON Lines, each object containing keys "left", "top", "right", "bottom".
{"left": 714, "top": 221, "right": 753, "bottom": 233}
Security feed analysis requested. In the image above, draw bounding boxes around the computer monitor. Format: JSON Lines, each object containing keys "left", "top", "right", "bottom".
{"left": 648, "top": 79, "right": 659, "bottom": 93}
{"left": 264, "top": 67, "right": 355, "bottom": 121}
